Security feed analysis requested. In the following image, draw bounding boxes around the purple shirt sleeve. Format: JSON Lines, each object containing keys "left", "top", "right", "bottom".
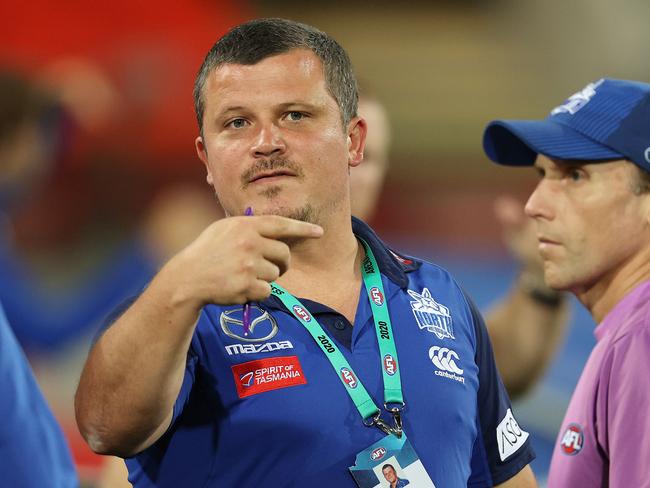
{"left": 601, "top": 326, "right": 650, "bottom": 485}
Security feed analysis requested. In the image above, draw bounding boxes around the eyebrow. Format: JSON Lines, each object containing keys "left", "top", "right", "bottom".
{"left": 276, "top": 101, "right": 323, "bottom": 111}
{"left": 217, "top": 106, "right": 248, "bottom": 116}
{"left": 216, "top": 101, "right": 323, "bottom": 116}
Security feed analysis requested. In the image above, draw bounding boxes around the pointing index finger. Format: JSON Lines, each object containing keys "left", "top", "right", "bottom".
{"left": 254, "top": 215, "right": 324, "bottom": 240}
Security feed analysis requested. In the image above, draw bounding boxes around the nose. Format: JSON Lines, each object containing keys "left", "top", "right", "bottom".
{"left": 251, "top": 123, "right": 286, "bottom": 158}
{"left": 524, "top": 180, "right": 554, "bottom": 221}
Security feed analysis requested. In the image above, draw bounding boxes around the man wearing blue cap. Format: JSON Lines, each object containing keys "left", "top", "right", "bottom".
{"left": 483, "top": 78, "right": 650, "bottom": 487}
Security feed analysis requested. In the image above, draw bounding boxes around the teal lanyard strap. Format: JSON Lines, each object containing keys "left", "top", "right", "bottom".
{"left": 358, "top": 238, "right": 404, "bottom": 407}
{"left": 270, "top": 282, "right": 379, "bottom": 420}
{"left": 269, "top": 241, "right": 404, "bottom": 436}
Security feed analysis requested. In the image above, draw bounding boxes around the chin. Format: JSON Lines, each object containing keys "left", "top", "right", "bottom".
{"left": 261, "top": 203, "right": 317, "bottom": 224}
{"left": 543, "top": 271, "right": 576, "bottom": 292}
{"left": 543, "top": 265, "right": 570, "bottom": 292}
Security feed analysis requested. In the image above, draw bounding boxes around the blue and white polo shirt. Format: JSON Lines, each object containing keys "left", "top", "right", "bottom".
{"left": 125, "top": 218, "right": 534, "bottom": 487}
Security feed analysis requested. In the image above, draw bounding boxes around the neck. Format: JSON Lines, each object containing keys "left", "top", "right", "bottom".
{"left": 276, "top": 214, "right": 360, "bottom": 292}
{"left": 576, "top": 248, "right": 650, "bottom": 323}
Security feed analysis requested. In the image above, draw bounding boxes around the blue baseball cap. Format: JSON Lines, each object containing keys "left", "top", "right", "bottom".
{"left": 483, "top": 78, "right": 650, "bottom": 172}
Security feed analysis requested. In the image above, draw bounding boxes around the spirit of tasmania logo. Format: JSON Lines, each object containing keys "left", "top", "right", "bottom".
{"left": 231, "top": 356, "right": 306, "bottom": 399}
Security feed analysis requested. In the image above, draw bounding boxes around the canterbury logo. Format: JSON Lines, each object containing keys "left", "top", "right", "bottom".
{"left": 429, "top": 346, "right": 463, "bottom": 375}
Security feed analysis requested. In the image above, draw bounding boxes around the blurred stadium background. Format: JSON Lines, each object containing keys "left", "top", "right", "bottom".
{"left": 1, "top": 0, "right": 648, "bottom": 485}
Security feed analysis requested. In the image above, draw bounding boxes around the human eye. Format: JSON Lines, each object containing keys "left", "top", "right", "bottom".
{"left": 226, "top": 118, "right": 248, "bottom": 129}
{"left": 285, "top": 111, "right": 306, "bottom": 122}
{"left": 566, "top": 167, "right": 585, "bottom": 182}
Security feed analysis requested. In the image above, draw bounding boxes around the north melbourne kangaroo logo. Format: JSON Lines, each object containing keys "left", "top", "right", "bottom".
{"left": 408, "top": 288, "right": 454, "bottom": 339}
{"left": 550, "top": 78, "right": 604, "bottom": 115}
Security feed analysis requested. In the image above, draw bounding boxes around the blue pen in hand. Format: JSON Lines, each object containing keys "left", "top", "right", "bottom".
{"left": 242, "top": 206, "right": 253, "bottom": 336}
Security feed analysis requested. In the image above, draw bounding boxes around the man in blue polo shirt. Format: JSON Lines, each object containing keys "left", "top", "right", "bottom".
{"left": 75, "top": 18, "right": 536, "bottom": 487}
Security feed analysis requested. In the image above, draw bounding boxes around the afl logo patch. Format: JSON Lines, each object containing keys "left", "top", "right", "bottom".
{"left": 371, "top": 447, "right": 386, "bottom": 461}
{"left": 370, "top": 287, "right": 384, "bottom": 306}
{"left": 340, "top": 368, "right": 358, "bottom": 389}
{"left": 560, "top": 423, "right": 584, "bottom": 455}
{"left": 292, "top": 305, "right": 311, "bottom": 322}
{"left": 383, "top": 354, "right": 397, "bottom": 376}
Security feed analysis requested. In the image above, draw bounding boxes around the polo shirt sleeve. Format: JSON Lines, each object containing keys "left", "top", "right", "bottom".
{"left": 464, "top": 296, "right": 535, "bottom": 486}
{"left": 94, "top": 294, "right": 200, "bottom": 427}
{"left": 170, "top": 337, "right": 200, "bottom": 425}
{"left": 602, "top": 326, "right": 650, "bottom": 485}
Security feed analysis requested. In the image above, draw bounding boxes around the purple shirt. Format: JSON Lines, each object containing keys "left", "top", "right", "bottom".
{"left": 548, "top": 280, "right": 650, "bottom": 487}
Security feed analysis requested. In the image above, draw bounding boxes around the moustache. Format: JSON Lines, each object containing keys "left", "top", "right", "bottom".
{"left": 241, "top": 159, "right": 304, "bottom": 188}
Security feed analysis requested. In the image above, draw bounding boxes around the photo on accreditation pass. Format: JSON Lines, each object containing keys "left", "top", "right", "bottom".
{"left": 349, "top": 435, "right": 435, "bottom": 487}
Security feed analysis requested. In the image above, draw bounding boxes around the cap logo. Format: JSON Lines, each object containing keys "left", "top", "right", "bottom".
{"left": 645, "top": 147, "right": 650, "bottom": 164}
{"left": 550, "top": 79, "right": 604, "bottom": 116}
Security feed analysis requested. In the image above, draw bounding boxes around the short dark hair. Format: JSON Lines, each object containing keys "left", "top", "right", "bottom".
{"left": 381, "top": 463, "right": 395, "bottom": 472}
{"left": 193, "top": 18, "right": 358, "bottom": 136}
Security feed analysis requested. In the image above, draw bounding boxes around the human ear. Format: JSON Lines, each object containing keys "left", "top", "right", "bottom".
{"left": 195, "top": 136, "right": 214, "bottom": 186}
{"left": 347, "top": 116, "right": 367, "bottom": 168}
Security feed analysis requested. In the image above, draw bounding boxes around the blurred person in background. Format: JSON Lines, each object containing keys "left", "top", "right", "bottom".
{"left": 0, "top": 70, "right": 222, "bottom": 351}
{"left": 0, "top": 305, "right": 77, "bottom": 486}
{"left": 0, "top": 70, "right": 157, "bottom": 351}
{"left": 484, "top": 78, "right": 650, "bottom": 487}
{"left": 0, "top": 68, "right": 222, "bottom": 485}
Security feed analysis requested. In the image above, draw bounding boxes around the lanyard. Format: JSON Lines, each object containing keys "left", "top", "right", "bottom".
{"left": 269, "top": 238, "right": 405, "bottom": 437}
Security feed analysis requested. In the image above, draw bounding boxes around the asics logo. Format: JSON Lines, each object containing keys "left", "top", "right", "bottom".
{"left": 429, "top": 346, "right": 463, "bottom": 375}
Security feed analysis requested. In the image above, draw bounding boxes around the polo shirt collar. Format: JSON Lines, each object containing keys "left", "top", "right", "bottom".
{"left": 351, "top": 216, "right": 417, "bottom": 289}
{"left": 263, "top": 217, "right": 418, "bottom": 307}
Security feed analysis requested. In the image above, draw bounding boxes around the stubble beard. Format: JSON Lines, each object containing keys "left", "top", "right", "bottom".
{"left": 215, "top": 157, "right": 348, "bottom": 243}
{"left": 241, "top": 158, "right": 316, "bottom": 223}
{"left": 241, "top": 157, "right": 343, "bottom": 225}
{"left": 253, "top": 183, "right": 319, "bottom": 226}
